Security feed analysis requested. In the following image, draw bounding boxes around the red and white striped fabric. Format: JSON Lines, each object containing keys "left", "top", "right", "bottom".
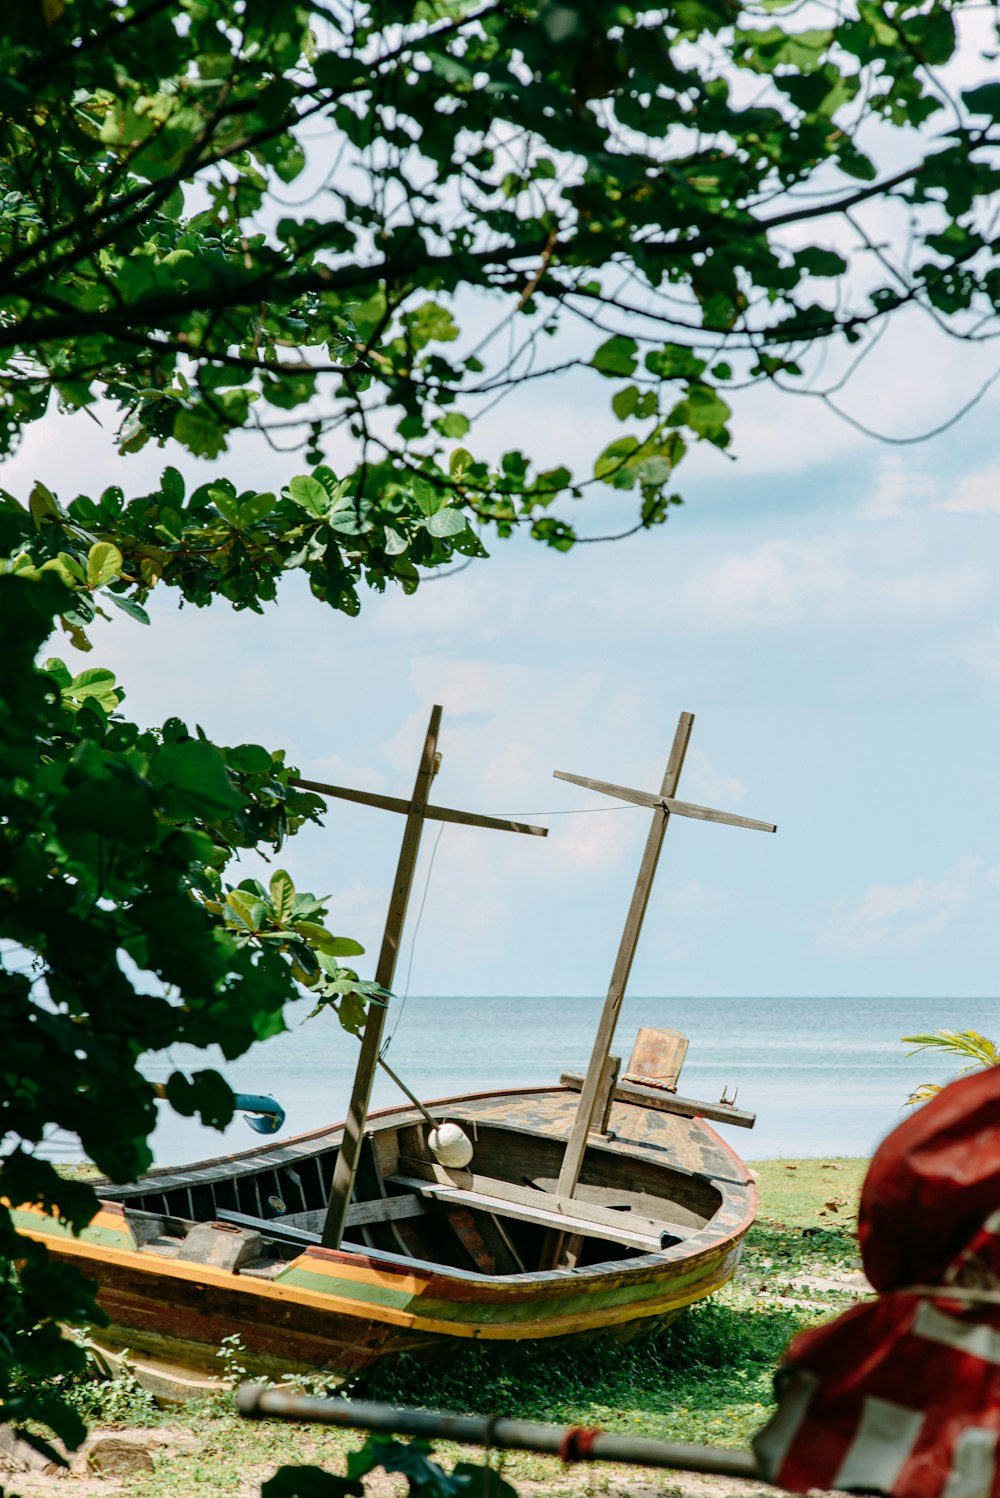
{"left": 753, "top": 1067, "right": 1000, "bottom": 1498}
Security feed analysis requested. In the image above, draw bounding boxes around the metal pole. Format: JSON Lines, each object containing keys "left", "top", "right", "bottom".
{"left": 237, "top": 1387, "right": 765, "bottom": 1482}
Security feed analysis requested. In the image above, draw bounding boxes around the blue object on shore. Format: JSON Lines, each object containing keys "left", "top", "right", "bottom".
{"left": 233, "top": 1094, "right": 286, "bottom": 1135}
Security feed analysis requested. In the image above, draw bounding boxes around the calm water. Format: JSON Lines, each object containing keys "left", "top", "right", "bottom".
{"left": 130, "top": 994, "right": 998, "bottom": 1166}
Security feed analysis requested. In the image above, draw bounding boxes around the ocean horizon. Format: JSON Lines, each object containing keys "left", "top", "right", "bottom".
{"left": 95, "top": 992, "right": 1000, "bottom": 1169}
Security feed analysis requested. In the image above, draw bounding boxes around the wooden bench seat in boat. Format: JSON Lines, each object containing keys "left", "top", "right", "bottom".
{"left": 387, "top": 1175, "right": 691, "bottom": 1252}
{"left": 216, "top": 1192, "right": 669, "bottom": 1257}
{"left": 213, "top": 1188, "right": 690, "bottom": 1257}
{"left": 210, "top": 1208, "right": 420, "bottom": 1262}
{"left": 214, "top": 1162, "right": 696, "bottom": 1257}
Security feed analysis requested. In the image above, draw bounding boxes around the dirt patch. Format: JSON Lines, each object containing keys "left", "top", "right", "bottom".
{"left": 0, "top": 1427, "right": 200, "bottom": 1496}
{"left": 1, "top": 1428, "right": 843, "bottom": 1498}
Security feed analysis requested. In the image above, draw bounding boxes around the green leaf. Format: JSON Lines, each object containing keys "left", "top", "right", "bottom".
{"left": 670, "top": 385, "right": 732, "bottom": 443}
{"left": 736, "top": 25, "right": 833, "bottom": 73}
{"left": 425, "top": 508, "right": 468, "bottom": 537}
{"left": 404, "top": 301, "right": 459, "bottom": 348}
{"left": 452, "top": 1465, "right": 520, "bottom": 1498}
{"left": 173, "top": 406, "right": 228, "bottom": 458}
{"left": 293, "top": 920, "right": 364, "bottom": 957}
{"left": 225, "top": 744, "right": 273, "bottom": 774}
{"left": 161, "top": 465, "right": 186, "bottom": 499}
{"left": 56, "top": 773, "right": 156, "bottom": 846}
{"left": 29, "top": 482, "right": 60, "bottom": 528}
{"left": 645, "top": 346, "right": 706, "bottom": 381}
{"left": 794, "top": 247, "right": 848, "bottom": 278}
{"left": 263, "top": 1468, "right": 363, "bottom": 1498}
{"left": 594, "top": 435, "right": 639, "bottom": 483}
{"left": 86, "top": 542, "right": 123, "bottom": 589}
{"left": 62, "top": 667, "right": 121, "bottom": 713}
{"left": 435, "top": 411, "right": 470, "bottom": 438}
{"left": 150, "top": 740, "right": 247, "bottom": 818}
{"left": 590, "top": 336, "right": 638, "bottom": 378}
{"left": 962, "top": 83, "right": 1000, "bottom": 119}
{"left": 239, "top": 492, "right": 277, "bottom": 526}
{"left": 40, "top": 557, "right": 80, "bottom": 589}
{"left": 107, "top": 593, "right": 150, "bottom": 625}
{"left": 354, "top": 1439, "right": 467, "bottom": 1498}
{"left": 269, "top": 868, "right": 296, "bottom": 924}
{"left": 225, "top": 889, "right": 268, "bottom": 933}
{"left": 612, "top": 385, "right": 639, "bottom": 420}
{"left": 165, "top": 1068, "right": 234, "bottom": 1128}
{"left": 288, "top": 476, "right": 330, "bottom": 517}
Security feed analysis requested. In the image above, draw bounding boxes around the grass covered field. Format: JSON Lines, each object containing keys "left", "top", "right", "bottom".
{"left": 15, "top": 1158, "right": 870, "bottom": 1497}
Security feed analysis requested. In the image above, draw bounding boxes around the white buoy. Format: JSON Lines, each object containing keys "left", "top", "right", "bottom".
{"left": 428, "top": 1122, "right": 474, "bottom": 1169}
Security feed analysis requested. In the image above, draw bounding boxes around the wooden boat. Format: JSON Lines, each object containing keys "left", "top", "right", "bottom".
{"left": 14, "top": 707, "right": 773, "bottom": 1387}
{"left": 14, "top": 1075, "right": 756, "bottom": 1382}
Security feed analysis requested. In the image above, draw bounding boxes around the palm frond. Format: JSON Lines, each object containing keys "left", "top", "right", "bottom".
{"left": 902, "top": 1030, "right": 1000, "bottom": 1068}
{"left": 906, "top": 1081, "right": 943, "bottom": 1106}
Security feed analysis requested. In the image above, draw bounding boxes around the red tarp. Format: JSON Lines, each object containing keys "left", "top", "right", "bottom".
{"left": 753, "top": 1066, "right": 1000, "bottom": 1498}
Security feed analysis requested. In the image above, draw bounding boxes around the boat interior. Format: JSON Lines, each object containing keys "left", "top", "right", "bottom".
{"left": 102, "top": 1110, "right": 726, "bottom": 1281}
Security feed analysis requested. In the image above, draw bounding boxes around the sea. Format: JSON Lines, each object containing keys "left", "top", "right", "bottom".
{"left": 108, "top": 993, "right": 997, "bottom": 1169}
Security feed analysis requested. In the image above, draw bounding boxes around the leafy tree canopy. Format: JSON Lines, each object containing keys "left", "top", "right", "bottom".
{"left": 0, "top": 571, "right": 381, "bottom": 1460}
{"left": 1, "top": 0, "right": 998, "bottom": 1460}
{"left": 1, "top": 0, "right": 997, "bottom": 621}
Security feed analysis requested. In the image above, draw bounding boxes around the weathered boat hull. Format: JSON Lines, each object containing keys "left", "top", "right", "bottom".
{"left": 16, "top": 1085, "right": 756, "bottom": 1382}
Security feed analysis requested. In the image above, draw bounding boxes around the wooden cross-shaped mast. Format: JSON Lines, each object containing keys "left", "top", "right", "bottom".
{"left": 295, "top": 706, "right": 547, "bottom": 1250}
{"left": 544, "top": 711, "right": 775, "bottom": 1267}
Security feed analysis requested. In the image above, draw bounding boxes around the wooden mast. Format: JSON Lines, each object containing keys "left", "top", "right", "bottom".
{"left": 308, "top": 707, "right": 547, "bottom": 1250}
{"left": 542, "top": 711, "right": 776, "bottom": 1267}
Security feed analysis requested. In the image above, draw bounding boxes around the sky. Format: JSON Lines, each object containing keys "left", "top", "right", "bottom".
{"left": 11, "top": 280, "right": 1000, "bottom": 1005}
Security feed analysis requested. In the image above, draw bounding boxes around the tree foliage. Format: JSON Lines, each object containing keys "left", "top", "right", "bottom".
{"left": 1, "top": 0, "right": 998, "bottom": 592}
{"left": 0, "top": 570, "right": 383, "bottom": 1460}
{"left": 1, "top": 0, "right": 998, "bottom": 1460}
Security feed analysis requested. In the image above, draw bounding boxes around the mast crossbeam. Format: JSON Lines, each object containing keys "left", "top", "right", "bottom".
{"left": 552, "top": 771, "right": 776, "bottom": 834}
{"left": 292, "top": 776, "right": 547, "bottom": 838}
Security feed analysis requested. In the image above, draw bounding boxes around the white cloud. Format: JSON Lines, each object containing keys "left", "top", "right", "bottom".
{"left": 681, "top": 747, "right": 745, "bottom": 807}
{"left": 819, "top": 855, "right": 997, "bottom": 956}
{"left": 302, "top": 752, "right": 387, "bottom": 792}
{"left": 936, "top": 466, "right": 1000, "bottom": 515}
{"left": 670, "top": 536, "right": 851, "bottom": 627}
{"left": 866, "top": 455, "right": 1000, "bottom": 519}
{"left": 645, "top": 533, "right": 989, "bottom": 633}
{"left": 867, "top": 455, "right": 940, "bottom": 519}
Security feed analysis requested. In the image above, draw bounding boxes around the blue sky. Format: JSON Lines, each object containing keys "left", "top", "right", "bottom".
{"left": 13, "top": 294, "right": 1000, "bottom": 1001}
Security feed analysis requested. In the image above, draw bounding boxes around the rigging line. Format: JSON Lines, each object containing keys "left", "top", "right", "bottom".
{"left": 494, "top": 803, "right": 646, "bottom": 819}
{"left": 379, "top": 804, "right": 642, "bottom": 1056}
{"left": 380, "top": 820, "right": 446, "bottom": 1059}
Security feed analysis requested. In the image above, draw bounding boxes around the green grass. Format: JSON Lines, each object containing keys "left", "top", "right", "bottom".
{"left": 43, "top": 1158, "right": 868, "bottom": 1497}
{"left": 361, "top": 1296, "right": 807, "bottom": 1448}
{"left": 751, "top": 1156, "right": 867, "bottom": 1229}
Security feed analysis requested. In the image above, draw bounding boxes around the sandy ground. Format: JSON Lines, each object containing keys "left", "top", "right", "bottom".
{"left": 0, "top": 1428, "right": 800, "bottom": 1498}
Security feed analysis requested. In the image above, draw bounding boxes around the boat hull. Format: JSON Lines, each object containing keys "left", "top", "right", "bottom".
{"left": 17, "top": 1086, "right": 756, "bottom": 1383}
